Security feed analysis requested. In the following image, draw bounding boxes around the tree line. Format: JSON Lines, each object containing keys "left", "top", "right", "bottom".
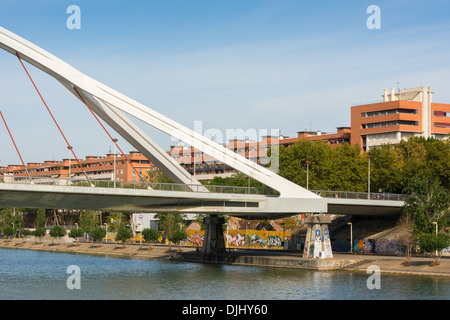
{"left": 276, "top": 136, "right": 449, "bottom": 194}
{"left": 0, "top": 206, "right": 190, "bottom": 249}
{"left": 276, "top": 136, "right": 450, "bottom": 264}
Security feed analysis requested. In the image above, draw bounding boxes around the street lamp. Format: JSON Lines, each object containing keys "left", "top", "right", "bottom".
{"left": 112, "top": 138, "right": 118, "bottom": 188}
{"left": 347, "top": 222, "right": 353, "bottom": 253}
{"left": 138, "top": 222, "right": 142, "bottom": 249}
{"left": 367, "top": 155, "right": 372, "bottom": 199}
{"left": 305, "top": 160, "right": 310, "bottom": 190}
{"left": 432, "top": 222, "right": 438, "bottom": 256}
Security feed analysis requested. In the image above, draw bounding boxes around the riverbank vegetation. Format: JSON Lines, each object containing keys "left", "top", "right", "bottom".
{"left": 0, "top": 136, "right": 448, "bottom": 262}
{"left": 275, "top": 136, "right": 450, "bottom": 264}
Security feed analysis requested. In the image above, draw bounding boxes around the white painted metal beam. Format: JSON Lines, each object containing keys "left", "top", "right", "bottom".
{"left": 0, "top": 26, "right": 323, "bottom": 208}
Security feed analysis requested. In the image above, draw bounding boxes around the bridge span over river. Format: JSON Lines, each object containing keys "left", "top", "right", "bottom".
{"left": 0, "top": 177, "right": 405, "bottom": 219}
{"left": 0, "top": 26, "right": 405, "bottom": 256}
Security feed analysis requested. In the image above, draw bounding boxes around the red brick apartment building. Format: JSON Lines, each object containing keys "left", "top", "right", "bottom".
{"left": 0, "top": 152, "right": 155, "bottom": 182}
{"left": 351, "top": 87, "right": 450, "bottom": 151}
{"left": 0, "top": 129, "right": 349, "bottom": 182}
{"left": 168, "top": 128, "right": 350, "bottom": 179}
{"left": 1, "top": 86, "right": 448, "bottom": 181}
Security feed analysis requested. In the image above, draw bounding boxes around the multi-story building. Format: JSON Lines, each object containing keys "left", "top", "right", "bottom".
{"left": 5, "top": 86, "right": 446, "bottom": 181}
{"left": 168, "top": 127, "right": 350, "bottom": 180}
{"left": 0, "top": 127, "right": 352, "bottom": 182}
{"left": 0, "top": 152, "right": 155, "bottom": 183}
{"left": 351, "top": 87, "right": 450, "bottom": 150}
{"left": 279, "top": 127, "right": 351, "bottom": 148}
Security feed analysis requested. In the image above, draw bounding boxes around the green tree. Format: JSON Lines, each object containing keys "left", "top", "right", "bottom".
{"left": 78, "top": 210, "right": 99, "bottom": 244}
{"left": 91, "top": 226, "right": 107, "bottom": 246}
{"left": 49, "top": 225, "right": 66, "bottom": 244}
{"left": 12, "top": 213, "right": 24, "bottom": 239}
{"left": 155, "top": 213, "right": 186, "bottom": 234}
{"left": 3, "top": 225, "right": 14, "bottom": 240}
{"left": 142, "top": 228, "right": 159, "bottom": 243}
{"left": 68, "top": 227, "right": 84, "bottom": 245}
{"left": 20, "top": 228, "right": 31, "bottom": 241}
{"left": 403, "top": 172, "right": 450, "bottom": 234}
{"left": 116, "top": 227, "right": 132, "bottom": 247}
{"left": 279, "top": 140, "right": 333, "bottom": 190}
{"left": 155, "top": 213, "right": 186, "bottom": 249}
{"left": 277, "top": 139, "right": 373, "bottom": 191}
{"left": 418, "top": 233, "right": 450, "bottom": 266}
{"left": 328, "top": 144, "right": 367, "bottom": 192}
{"left": 398, "top": 138, "right": 428, "bottom": 184}
{"left": 146, "top": 168, "right": 173, "bottom": 183}
{"left": 423, "top": 138, "right": 450, "bottom": 190}
{"left": 369, "top": 144, "right": 405, "bottom": 193}
{"left": 33, "top": 227, "right": 47, "bottom": 244}
{"left": 107, "top": 212, "right": 128, "bottom": 245}
{"left": 168, "top": 227, "right": 188, "bottom": 251}
{"left": 36, "top": 208, "right": 47, "bottom": 228}
{"left": 0, "top": 208, "right": 13, "bottom": 235}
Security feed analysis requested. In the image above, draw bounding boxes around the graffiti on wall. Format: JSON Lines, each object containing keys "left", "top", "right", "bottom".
{"left": 331, "top": 238, "right": 408, "bottom": 254}
{"left": 355, "top": 239, "right": 375, "bottom": 253}
{"left": 186, "top": 230, "right": 290, "bottom": 249}
{"left": 225, "top": 232, "right": 245, "bottom": 247}
{"left": 267, "top": 235, "right": 282, "bottom": 247}
{"left": 374, "top": 239, "right": 406, "bottom": 254}
{"left": 187, "top": 231, "right": 203, "bottom": 246}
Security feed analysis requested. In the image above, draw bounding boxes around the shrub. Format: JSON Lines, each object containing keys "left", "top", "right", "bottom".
{"left": 68, "top": 228, "right": 84, "bottom": 245}
{"left": 33, "top": 227, "right": 47, "bottom": 243}
{"left": 91, "top": 226, "right": 107, "bottom": 245}
{"left": 3, "top": 226, "right": 14, "bottom": 240}
{"left": 49, "top": 225, "right": 66, "bottom": 244}
{"left": 116, "top": 227, "right": 132, "bottom": 247}
{"left": 418, "top": 233, "right": 450, "bottom": 265}
{"left": 142, "top": 228, "right": 159, "bottom": 243}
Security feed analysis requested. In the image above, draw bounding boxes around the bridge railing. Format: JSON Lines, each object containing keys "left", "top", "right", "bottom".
{"left": 0, "top": 175, "right": 405, "bottom": 200}
{"left": 311, "top": 190, "right": 406, "bottom": 201}
{"left": 0, "top": 176, "right": 278, "bottom": 196}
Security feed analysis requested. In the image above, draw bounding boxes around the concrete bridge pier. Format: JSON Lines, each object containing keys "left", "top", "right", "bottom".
{"left": 202, "top": 215, "right": 226, "bottom": 254}
{"left": 303, "top": 214, "right": 333, "bottom": 259}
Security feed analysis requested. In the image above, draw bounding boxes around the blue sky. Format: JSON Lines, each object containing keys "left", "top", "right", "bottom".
{"left": 1, "top": 0, "right": 450, "bottom": 165}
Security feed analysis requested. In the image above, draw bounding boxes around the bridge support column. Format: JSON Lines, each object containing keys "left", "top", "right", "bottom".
{"left": 202, "top": 216, "right": 226, "bottom": 254}
{"left": 303, "top": 214, "right": 333, "bottom": 259}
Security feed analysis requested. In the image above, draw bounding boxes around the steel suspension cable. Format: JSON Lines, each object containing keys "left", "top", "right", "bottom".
{"left": 72, "top": 86, "right": 147, "bottom": 183}
{"left": 16, "top": 53, "right": 93, "bottom": 185}
{"left": 0, "top": 109, "right": 31, "bottom": 179}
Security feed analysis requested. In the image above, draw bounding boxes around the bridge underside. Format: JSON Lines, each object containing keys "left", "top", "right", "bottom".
{"left": 0, "top": 184, "right": 403, "bottom": 219}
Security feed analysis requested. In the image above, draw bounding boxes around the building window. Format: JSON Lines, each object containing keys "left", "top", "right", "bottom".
{"left": 362, "top": 120, "right": 418, "bottom": 129}
{"left": 434, "top": 122, "right": 450, "bottom": 128}
{"left": 361, "top": 108, "right": 418, "bottom": 118}
{"left": 434, "top": 111, "right": 449, "bottom": 117}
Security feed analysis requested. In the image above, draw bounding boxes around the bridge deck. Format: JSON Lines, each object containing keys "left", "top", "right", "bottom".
{"left": 0, "top": 180, "right": 404, "bottom": 219}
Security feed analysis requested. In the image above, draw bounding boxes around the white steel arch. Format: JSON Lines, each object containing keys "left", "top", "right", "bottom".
{"left": 0, "top": 26, "right": 324, "bottom": 209}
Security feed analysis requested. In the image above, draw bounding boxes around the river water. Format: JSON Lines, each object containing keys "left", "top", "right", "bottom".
{"left": 0, "top": 248, "right": 448, "bottom": 300}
